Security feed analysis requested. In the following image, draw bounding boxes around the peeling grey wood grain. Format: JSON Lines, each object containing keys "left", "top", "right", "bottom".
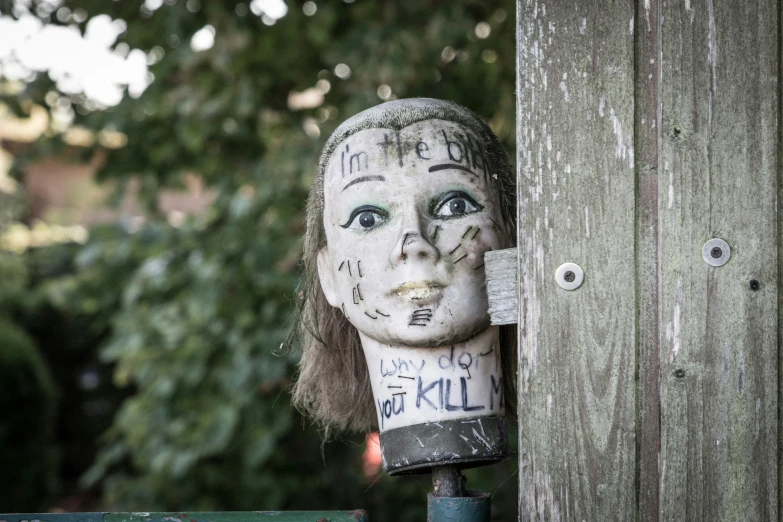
{"left": 634, "top": 0, "right": 662, "bottom": 519}
{"left": 657, "top": 0, "right": 779, "bottom": 520}
{"left": 516, "top": 0, "right": 637, "bottom": 519}
{"left": 485, "top": 248, "right": 517, "bottom": 326}
{"left": 779, "top": 2, "right": 782, "bottom": 518}
{"left": 517, "top": 0, "right": 780, "bottom": 519}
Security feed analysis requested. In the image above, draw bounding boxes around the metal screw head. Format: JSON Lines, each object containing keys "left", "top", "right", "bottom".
{"left": 556, "top": 263, "right": 584, "bottom": 290}
{"left": 702, "top": 238, "right": 730, "bottom": 267}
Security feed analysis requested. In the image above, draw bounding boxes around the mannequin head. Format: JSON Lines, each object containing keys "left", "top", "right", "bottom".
{"left": 292, "top": 98, "right": 516, "bottom": 435}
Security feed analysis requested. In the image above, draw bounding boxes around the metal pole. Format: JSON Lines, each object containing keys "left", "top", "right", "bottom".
{"left": 427, "top": 466, "right": 491, "bottom": 522}
{"left": 431, "top": 465, "right": 465, "bottom": 497}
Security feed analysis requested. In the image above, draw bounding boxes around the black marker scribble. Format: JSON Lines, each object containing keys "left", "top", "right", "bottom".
{"left": 454, "top": 254, "right": 467, "bottom": 264}
{"left": 341, "top": 175, "right": 386, "bottom": 192}
{"left": 338, "top": 261, "right": 345, "bottom": 271}
{"left": 428, "top": 163, "right": 478, "bottom": 177}
{"left": 358, "top": 260, "right": 363, "bottom": 277}
{"left": 480, "top": 348, "right": 494, "bottom": 357}
{"left": 471, "top": 227, "right": 480, "bottom": 239}
{"left": 341, "top": 303, "right": 346, "bottom": 315}
{"left": 401, "top": 233, "right": 409, "bottom": 258}
{"left": 432, "top": 225, "right": 440, "bottom": 242}
{"left": 473, "top": 262, "right": 485, "bottom": 270}
{"left": 353, "top": 287, "right": 359, "bottom": 305}
{"left": 347, "top": 260, "right": 352, "bottom": 276}
{"left": 462, "top": 226, "right": 474, "bottom": 239}
{"left": 399, "top": 375, "right": 414, "bottom": 380}
{"left": 364, "top": 311, "right": 377, "bottom": 319}
{"left": 392, "top": 392, "right": 407, "bottom": 396}
{"left": 449, "top": 244, "right": 461, "bottom": 255}
{"left": 376, "top": 310, "right": 390, "bottom": 317}
{"left": 387, "top": 385, "right": 402, "bottom": 389}
{"left": 356, "top": 283, "right": 363, "bottom": 300}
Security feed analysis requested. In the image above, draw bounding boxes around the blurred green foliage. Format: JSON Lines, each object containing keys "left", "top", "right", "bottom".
{"left": 0, "top": 184, "right": 59, "bottom": 511}
{"left": 1, "top": 0, "right": 518, "bottom": 519}
{"left": 0, "top": 317, "right": 59, "bottom": 512}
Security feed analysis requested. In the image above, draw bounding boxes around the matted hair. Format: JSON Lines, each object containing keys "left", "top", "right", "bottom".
{"left": 290, "top": 98, "right": 517, "bottom": 435}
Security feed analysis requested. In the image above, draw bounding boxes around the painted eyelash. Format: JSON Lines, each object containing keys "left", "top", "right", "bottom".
{"left": 340, "top": 205, "right": 388, "bottom": 229}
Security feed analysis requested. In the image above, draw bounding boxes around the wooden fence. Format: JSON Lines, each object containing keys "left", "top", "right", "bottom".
{"left": 512, "top": 0, "right": 781, "bottom": 519}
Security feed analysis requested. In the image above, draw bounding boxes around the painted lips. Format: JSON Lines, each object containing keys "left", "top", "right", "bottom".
{"left": 390, "top": 281, "right": 444, "bottom": 301}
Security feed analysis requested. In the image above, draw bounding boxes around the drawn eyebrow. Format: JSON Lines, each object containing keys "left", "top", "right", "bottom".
{"left": 428, "top": 164, "right": 478, "bottom": 177}
{"left": 341, "top": 175, "right": 386, "bottom": 192}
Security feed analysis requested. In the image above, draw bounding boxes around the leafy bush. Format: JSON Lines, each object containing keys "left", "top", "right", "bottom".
{"left": 0, "top": 319, "right": 59, "bottom": 512}
{"left": 1, "top": 0, "right": 519, "bottom": 518}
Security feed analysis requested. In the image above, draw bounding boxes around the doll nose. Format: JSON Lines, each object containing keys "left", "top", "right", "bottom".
{"left": 390, "top": 221, "right": 440, "bottom": 267}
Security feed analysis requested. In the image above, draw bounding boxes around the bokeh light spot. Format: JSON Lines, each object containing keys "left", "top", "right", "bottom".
{"left": 376, "top": 84, "right": 391, "bottom": 100}
{"left": 334, "top": 63, "right": 350, "bottom": 79}
{"left": 303, "top": 1, "right": 317, "bottom": 16}
{"left": 475, "top": 21, "right": 491, "bottom": 39}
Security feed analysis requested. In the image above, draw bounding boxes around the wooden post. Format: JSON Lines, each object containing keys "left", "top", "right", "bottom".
{"left": 513, "top": 0, "right": 781, "bottom": 519}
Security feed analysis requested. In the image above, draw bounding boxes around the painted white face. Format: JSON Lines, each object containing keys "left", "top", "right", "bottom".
{"left": 318, "top": 119, "right": 509, "bottom": 348}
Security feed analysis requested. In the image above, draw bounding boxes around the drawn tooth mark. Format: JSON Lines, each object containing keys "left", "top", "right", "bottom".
{"left": 473, "top": 262, "right": 485, "bottom": 270}
{"left": 364, "top": 311, "right": 378, "bottom": 319}
{"left": 471, "top": 227, "right": 480, "bottom": 240}
{"left": 432, "top": 225, "right": 440, "bottom": 242}
{"left": 480, "top": 348, "right": 495, "bottom": 357}
{"left": 454, "top": 254, "right": 467, "bottom": 264}
{"left": 401, "top": 233, "right": 409, "bottom": 257}
{"left": 410, "top": 308, "right": 433, "bottom": 326}
{"left": 387, "top": 385, "right": 402, "bottom": 389}
{"left": 341, "top": 303, "right": 346, "bottom": 315}
{"left": 462, "top": 226, "right": 474, "bottom": 239}
{"left": 449, "top": 244, "right": 462, "bottom": 255}
{"left": 353, "top": 287, "right": 359, "bottom": 305}
{"left": 398, "top": 375, "right": 414, "bottom": 380}
{"left": 347, "top": 260, "right": 352, "bottom": 276}
{"left": 357, "top": 260, "right": 362, "bottom": 277}
{"left": 392, "top": 392, "right": 407, "bottom": 396}
{"left": 376, "top": 310, "right": 390, "bottom": 317}
{"left": 356, "top": 283, "right": 363, "bottom": 300}
{"left": 338, "top": 261, "right": 345, "bottom": 271}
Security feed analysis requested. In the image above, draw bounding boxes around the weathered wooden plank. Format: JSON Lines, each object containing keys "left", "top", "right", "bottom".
{"left": 634, "top": 0, "right": 662, "bottom": 520}
{"left": 516, "top": 0, "right": 637, "bottom": 519}
{"left": 779, "top": 3, "right": 783, "bottom": 519}
{"left": 486, "top": 248, "right": 518, "bottom": 325}
{"left": 657, "top": 0, "right": 780, "bottom": 519}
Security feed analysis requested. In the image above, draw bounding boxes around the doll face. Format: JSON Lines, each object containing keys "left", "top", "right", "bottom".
{"left": 318, "top": 119, "right": 510, "bottom": 348}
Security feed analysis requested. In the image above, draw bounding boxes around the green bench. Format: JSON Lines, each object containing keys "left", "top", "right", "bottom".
{"left": 0, "top": 512, "right": 367, "bottom": 522}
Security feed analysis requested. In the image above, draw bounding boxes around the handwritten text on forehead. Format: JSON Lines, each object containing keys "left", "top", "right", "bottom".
{"left": 336, "top": 127, "right": 491, "bottom": 181}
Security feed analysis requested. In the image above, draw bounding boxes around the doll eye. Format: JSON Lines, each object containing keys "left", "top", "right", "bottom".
{"left": 340, "top": 205, "right": 388, "bottom": 230}
{"left": 433, "top": 191, "right": 483, "bottom": 218}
